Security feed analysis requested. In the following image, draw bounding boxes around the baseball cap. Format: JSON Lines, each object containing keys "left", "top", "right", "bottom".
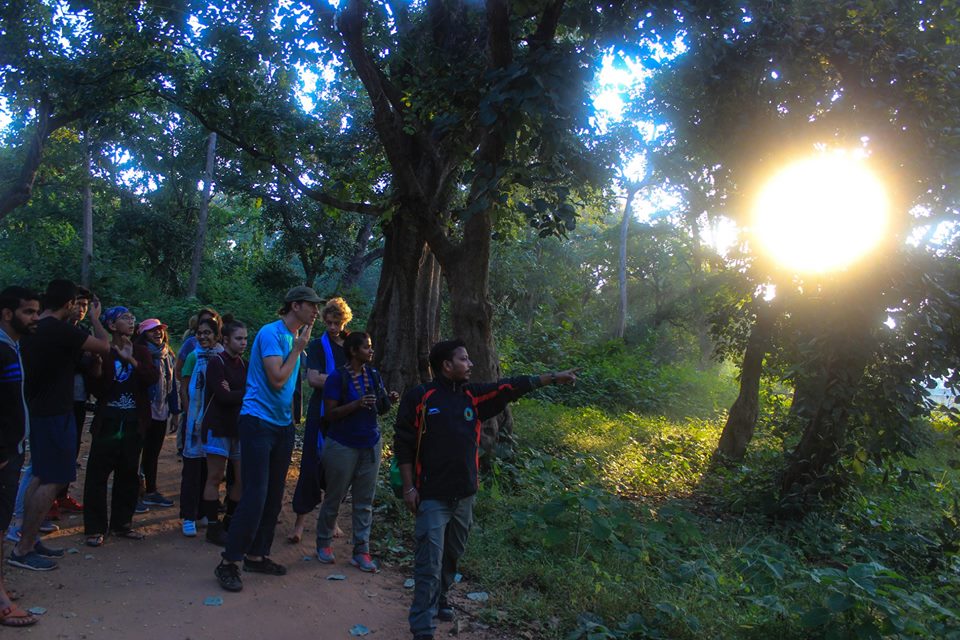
{"left": 138, "top": 318, "right": 167, "bottom": 333}
{"left": 284, "top": 286, "right": 325, "bottom": 304}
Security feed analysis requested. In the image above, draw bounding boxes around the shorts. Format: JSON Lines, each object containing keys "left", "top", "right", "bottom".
{"left": 0, "top": 451, "right": 25, "bottom": 531}
{"left": 204, "top": 434, "right": 240, "bottom": 461}
{"left": 29, "top": 413, "right": 78, "bottom": 485}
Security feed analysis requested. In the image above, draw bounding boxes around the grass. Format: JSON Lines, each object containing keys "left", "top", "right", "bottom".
{"left": 420, "top": 401, "right": 960, "bottom": 639}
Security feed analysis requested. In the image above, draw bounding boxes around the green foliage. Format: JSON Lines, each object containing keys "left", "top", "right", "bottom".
{"left": 434, "top": 402, "right": 960, "bottom": 639}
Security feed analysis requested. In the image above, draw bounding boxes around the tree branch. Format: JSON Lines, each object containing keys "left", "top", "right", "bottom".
{"left": 159, "top": 91, "right": 384, "bottom": 216}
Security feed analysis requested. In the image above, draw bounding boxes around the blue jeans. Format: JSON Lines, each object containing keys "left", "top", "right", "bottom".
{"left": 409, "top": 496, "right": 475, "bottom": 638}
{"left": 316, "top": 439, "right": 380, "bottom": 554}
{"left": 222, "top": 415, "right": 294, "bottom": 562}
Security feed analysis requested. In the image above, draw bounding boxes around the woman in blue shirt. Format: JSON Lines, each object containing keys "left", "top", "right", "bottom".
{"left": 314, "top": 332, "right": 398, "bottom": 572}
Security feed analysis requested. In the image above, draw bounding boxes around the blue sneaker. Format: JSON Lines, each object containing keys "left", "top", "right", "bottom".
{"left": 350, "top": 553, "right": 379, "bottom": 573}
{"left": 135, "top": 500, "right": 150, "bottom": 514}
{"left": 316, "top": 547, "right": 336, "bottom": 564}
{"left": 142, "top": 492, "right": 174, "bottom": 507}
{"left": 182, "top": 520, "right": 197, "bottom": 537}
{"left": 8, "top": 550, "right": 57, "bottom": 571}
{"left": 33, "top": 540, "right": 65, "bottom": 558}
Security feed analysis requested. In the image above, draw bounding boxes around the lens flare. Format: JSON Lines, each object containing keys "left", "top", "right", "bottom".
{"left": 752, "top": 153, "right": 890, "bottom": 273}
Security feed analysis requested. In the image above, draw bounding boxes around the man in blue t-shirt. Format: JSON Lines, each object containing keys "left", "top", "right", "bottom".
{"left": 215, "top": 286, "right": 321, "bottom": 592}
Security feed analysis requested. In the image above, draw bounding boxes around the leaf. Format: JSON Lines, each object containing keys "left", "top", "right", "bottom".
{"left": 825, "top": 591, "right": 855, "bottom": 613}
{"left": 800, "top": 607, "right": 831, "bottom": 628}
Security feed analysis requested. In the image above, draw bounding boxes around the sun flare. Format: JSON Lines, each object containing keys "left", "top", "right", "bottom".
{"left": 752, "top": 153, "right": 890, "bottom": 273}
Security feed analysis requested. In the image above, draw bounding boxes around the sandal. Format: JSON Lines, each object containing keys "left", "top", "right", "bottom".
{"left": 0, "top": 604, "right": 38, "bottom": 627}
{"left": 86, "top": 534, "right": 104, "bottom": 547}
{"left": 112, "top": 529, "right": 145, "bottom": 540}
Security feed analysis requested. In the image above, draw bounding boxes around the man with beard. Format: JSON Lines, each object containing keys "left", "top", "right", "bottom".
{"left": 0, "top": 286, "right": 40, "bottom": 626}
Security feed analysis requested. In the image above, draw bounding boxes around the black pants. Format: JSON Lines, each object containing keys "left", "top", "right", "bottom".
{"left": 141, "top": 419, "right": 167, "bottom": 494}
{"left": 179, "top": 457, "right": 207, "bottom": 521}
{"left": 83, "top": 409, "right": 142, "bottom": 535}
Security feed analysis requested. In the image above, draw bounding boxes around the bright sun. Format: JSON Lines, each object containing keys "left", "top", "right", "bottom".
{"left": 752, "top": 153, "right": 890, "bottom": 273}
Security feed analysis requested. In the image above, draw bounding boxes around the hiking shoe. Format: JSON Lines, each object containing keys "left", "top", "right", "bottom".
{"left": 215, "top": 560, "right": 243, "bottom": 592}
{"left": 316, "top": 547, "right": 336, "bottom": 564}
{"left": 39, "top": 520, "right": 59, "bottom": 533}
{"left": 8, "top": 550, "right": 57, "bottom": 571}
{"left": 142, "top": 492, "right": 174, "bottom": 507}
{"left": 437, "top": 598, "right": 455, "bottom": 621}
{"left": 33, "top": 540, "right": 65, "bottom": 559}
{"left": 135, "top": 500, "right": 150, "bottom": 514}
{"left": 350, "top": 553, "right": 379, "bottom": 573}
{"left": 182, "top": 520, "right": 197, "bottom": 537}
{"left": 58, "top": 495, "right": 84, "bottom": 512}
{"left": 243, "top": 557, "right": 286, "bottom": 575}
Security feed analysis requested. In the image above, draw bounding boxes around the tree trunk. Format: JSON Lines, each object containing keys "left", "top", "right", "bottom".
{"left": 187, "top": 132, "right": 217, "bottom": 298}
{"left": 367, "top": 215, "right": 426, "bottom": 393}
{"left": 616, "top": 185, "right": 639, "bottom": 339}
{"left": 779, "top": 331, "right": 872, "bottom": 511}
{"left": 416, "top": 248, "right": 442, "bottom": 382}
{"left": 0, "top": 101, "right": 57, "bottom": 221}
{"left": 80, "top": 141, "right": 94, "bottom": 287}
{"left": 715, "top": 303, "right": 775, "bottom": 461}
{"left": 438, "top": 213, "right": 512, "bottom": 456}
{"left": 340, "top": 218, "right": 384, "bottom": 290}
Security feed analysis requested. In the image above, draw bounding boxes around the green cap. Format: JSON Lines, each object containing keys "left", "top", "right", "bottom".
{"left": 284, "top": 286, "right": 325, "bottom": 304}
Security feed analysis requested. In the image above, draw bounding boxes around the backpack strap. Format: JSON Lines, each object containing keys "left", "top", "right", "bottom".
{"left": 412, "top": 387, "right": 437, "bottom": 490}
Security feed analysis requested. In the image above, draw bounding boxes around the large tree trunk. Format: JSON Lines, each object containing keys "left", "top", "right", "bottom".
{"left": 80, "top": 141, "right": 94, "bottom": 287}
{"left": 187, "top": 132, "right": 217, "bottom": 298}
{"left": 616, "top": 185, "right": 639, "bottom": 339}
{"left": 368, "top": 215, "right": 426, "bottom": 393}
{"left": 715, "top": 303, "right": 775, "bottom": 461}
{"left": 438, "top": 213, "right": 512, "bottom": 455}
{"left": 779, "top": 330, "right": 873, "bottom": 511}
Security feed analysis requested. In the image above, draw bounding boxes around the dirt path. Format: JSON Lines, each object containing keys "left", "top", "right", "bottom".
{"left": 5, "top": 433, "right": 504, "bottom": 640}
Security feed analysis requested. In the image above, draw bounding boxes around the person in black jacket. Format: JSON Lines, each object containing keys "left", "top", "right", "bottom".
{"left": 0, "top": 286, "right": 40, "bottom": 626}
{"left": 394, "top": 339, "right": 577, "bottom": 640}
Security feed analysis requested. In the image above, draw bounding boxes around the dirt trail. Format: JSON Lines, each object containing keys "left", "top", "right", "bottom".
{"left": 6, "top": 433, "right": 504, "bottom": 640}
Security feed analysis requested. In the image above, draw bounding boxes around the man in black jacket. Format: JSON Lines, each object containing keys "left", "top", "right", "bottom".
{"left": 394, "top": 339, "right": 577, "bottom": 640}
{"left": 0, "top": 286, "right": 40, "bottom": 625}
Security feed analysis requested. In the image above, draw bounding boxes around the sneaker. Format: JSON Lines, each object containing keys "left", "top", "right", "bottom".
{"left": 58, "top": 495, "right": 84, "bottom": 512}
{"left": 8, "top": 550, "right": 57, "bottom": 571}
{"left": 33, "top": 540, "right": 65, "bottom": 559}
{"left": 437, "top": 597, "right": 455, "bottom": 622}
{"left": 413, "top": 636, "right": 434, "bottom": 640}
{"left": 350, "top": 553, "right": 379, "bottom": 573}
{"left": 316, "top": 547, "right": 336, "bottom": 564}
{"left": 215, "top": 560, "right": 243, "bottom": 592}
{"left": 142, "top": 492, "right": 174, "bottom": 507}
{"left": 39, "top": 520, "right": 59, "bottom": 533}
{"left": 135, "top": 500, "right": 150, "bottom": 514}
{"left": 243, "top": 556, "right": 286, "bottom": 575}
{"left": 198, "top": 516, "right": 209, "bottom": 527}
{"left": 182, "top": 520, "right": 197, "bottom": 537}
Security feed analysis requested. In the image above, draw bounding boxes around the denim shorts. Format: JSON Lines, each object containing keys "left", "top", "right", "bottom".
{"left": 30, "top": 413, "right": 78, "bottom": 485}
{"left": 204, "top": 434, "right": 241, "bottom": 461}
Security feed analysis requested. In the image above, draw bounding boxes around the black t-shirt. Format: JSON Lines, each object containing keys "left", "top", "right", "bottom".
{"left": 22, "top": 316, "right": 90, "bottom": 417}
{"left": 305, "top": 334, "right": 346, "bottom": 422}
{"left": 105, "top": 358, "right": 137, "bottom": 409}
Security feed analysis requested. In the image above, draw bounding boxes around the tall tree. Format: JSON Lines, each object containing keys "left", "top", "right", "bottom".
{"left": 187, "top": 131, "right": 218, "bottom": 298}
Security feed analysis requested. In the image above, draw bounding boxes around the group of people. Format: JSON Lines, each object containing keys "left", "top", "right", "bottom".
{"left": 0, "top": 279, "right": 577, "bottom": 639}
